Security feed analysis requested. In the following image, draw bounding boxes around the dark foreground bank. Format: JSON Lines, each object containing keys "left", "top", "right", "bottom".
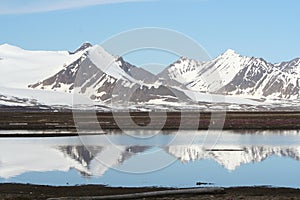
{"left": 1, "top": 183, "right": 300, "bottom": 200}
{"left": 1, "top": 111, "right": 300, "bottom": 132}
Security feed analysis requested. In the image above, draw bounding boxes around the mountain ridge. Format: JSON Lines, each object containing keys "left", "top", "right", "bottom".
{"left": 160, "top": 48, "right": 300, "bottom": 99}
{"left": 1, "top": 43, "right": 300, "bottom": 110}
{"left": 28, "top": 44, "right": 191, "bottom": 104}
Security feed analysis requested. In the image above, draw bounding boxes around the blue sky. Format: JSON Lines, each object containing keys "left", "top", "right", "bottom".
{"left": 1, "top": 0, "right": 300, "bottom": 73}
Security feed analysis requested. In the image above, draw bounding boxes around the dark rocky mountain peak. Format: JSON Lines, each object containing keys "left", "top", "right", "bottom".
{"left": 69, "top": 42, "right": 93, "bottom": 54}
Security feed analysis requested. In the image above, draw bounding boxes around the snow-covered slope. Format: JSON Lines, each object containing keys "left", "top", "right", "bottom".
{"left": 0, "top": 43, "right": 90, "bottom": 88}
{"left": 0, "top": 87, "right": 73, "bottom": 106}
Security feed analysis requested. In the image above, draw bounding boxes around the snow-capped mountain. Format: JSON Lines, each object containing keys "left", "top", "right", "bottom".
{"left": 28, "top": 43, "right": 190, "bottom": 104}
{"left": 1, "top": 42, "right": 300, "bottom": 110}
{"left": 159, "top": 49, "right": 300, "bottom": 100}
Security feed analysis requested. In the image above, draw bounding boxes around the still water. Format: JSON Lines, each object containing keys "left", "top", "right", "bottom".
{"left": 1, "top": 130, "right": 300, "bottom": 188}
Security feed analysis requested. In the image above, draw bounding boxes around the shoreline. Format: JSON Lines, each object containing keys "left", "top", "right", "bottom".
{"left": 0, "top": 111, "right": 300, "bottom": 132}
{"left": 1, "top": 183, "right": 300, "bottom": 200}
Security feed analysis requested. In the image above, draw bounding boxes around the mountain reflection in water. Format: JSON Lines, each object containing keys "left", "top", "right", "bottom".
{"left": 0, "top": 130, "right": 300, "bottom": 178}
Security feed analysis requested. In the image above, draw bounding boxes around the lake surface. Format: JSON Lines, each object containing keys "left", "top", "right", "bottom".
{"left": 1, "top": 130, "right": 300, "bottom": 188}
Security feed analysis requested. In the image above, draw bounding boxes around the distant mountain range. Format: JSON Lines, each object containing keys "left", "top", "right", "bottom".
{"left": 159, "top": 49, "right": 300, "bottom": 99}
{"left": 0, "top": 42, "right": 299, "bottom": 110}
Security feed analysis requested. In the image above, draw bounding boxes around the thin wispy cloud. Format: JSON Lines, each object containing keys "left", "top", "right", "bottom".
{"left": 0, "top": 0, "right": 151, "bottom": 15}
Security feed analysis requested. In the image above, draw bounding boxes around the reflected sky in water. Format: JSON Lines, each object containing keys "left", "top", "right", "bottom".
{"left": 1, "top": 130, "right": 300, "bottom": 188}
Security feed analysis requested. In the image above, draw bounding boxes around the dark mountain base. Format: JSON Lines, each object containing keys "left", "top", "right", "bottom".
{"left": 0, "top": 111, "right": 300, "bottom": 132}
